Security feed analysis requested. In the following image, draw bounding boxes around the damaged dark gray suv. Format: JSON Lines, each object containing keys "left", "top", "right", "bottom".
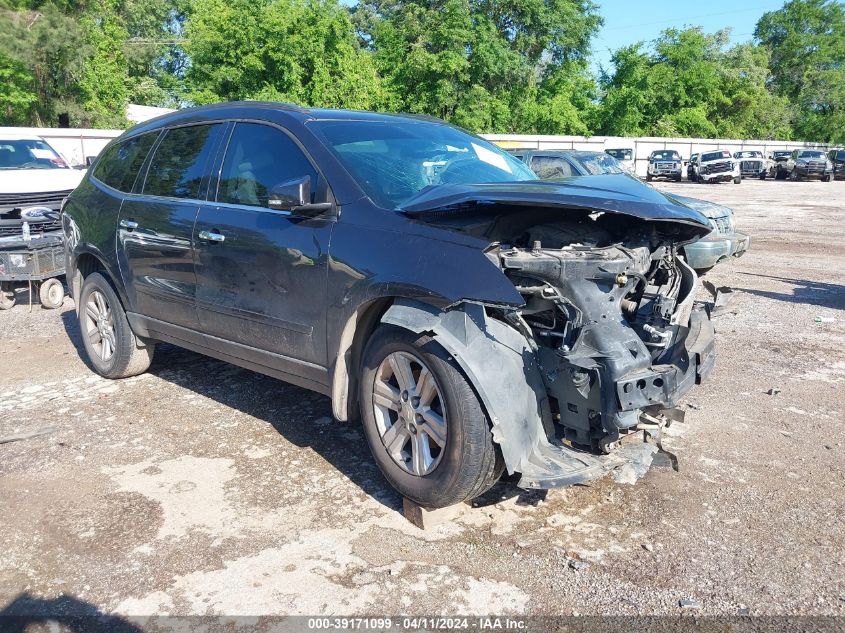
{"left": 63, "top": 102, "right": 716, "bottom": 508}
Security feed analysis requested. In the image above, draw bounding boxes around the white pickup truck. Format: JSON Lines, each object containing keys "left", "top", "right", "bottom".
{"left": 0, "top": 134, "right": 85, "bottom": 309}
{"left": 689, "top": 149, "right": 741, "bottom": 184}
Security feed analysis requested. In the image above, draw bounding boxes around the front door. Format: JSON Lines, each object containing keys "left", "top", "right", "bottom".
{"left": 193, "top": 122, "right": 334, "bottom": 377}
{"left": 117, "top": 123, "right": 225, "bottom": 329}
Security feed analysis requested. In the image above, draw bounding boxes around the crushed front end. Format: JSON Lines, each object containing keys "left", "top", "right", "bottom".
{"left": 399, "top": 177, "right": 718, "bottom": 488}
{"left": 498, "top": 224, "right": 714, "bottom": 457}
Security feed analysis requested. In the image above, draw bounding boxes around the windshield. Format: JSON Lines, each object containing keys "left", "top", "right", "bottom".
{"left": 798, "top": 150, "right": 826, "bottom": 159}
{"left": 571, "top": 153, "right": 625, "bottom": 175}
{"left": 650, "top": 151, "right": 680, "bottom": 161}
{"left": 701, "top": 150, "right": 730, "bottom": 162}
{"left": 605, "top": 148, "right": 632, "bottom": 160}
{"left": 0, "top": 139, "right": 68, "bottom": 170}
{"left": 734, "top": 151, "right": 762, "bottom": 158}
{"left": 774, "top": 151, "right": 791, "bottom": 158}
{"left": 309, "top": 120, "right": 536, "bottom": 208}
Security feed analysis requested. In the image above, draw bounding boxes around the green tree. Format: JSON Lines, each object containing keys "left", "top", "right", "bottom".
{"left": 0, "top": 52, "right": 37, "bottom": 124}
{"left": 185, "top": 0, "right": 386, "bottom": 110}
{"left": 358, "top": 0, "right": 601, "bottom": 132}
{"left": 596, "top": 27, "right": 795, "bottom": 140}
{"left": 755, "top": 0, "right": 845, "bottom": 143}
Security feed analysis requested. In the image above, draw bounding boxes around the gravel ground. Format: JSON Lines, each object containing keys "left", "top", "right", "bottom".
{"left": 0, "top": 179, "right": 843, "bottom": 623}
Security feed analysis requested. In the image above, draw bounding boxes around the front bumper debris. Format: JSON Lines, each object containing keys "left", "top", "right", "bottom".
{"left": 684, "top": 230, "right": 750, "bottom": 270}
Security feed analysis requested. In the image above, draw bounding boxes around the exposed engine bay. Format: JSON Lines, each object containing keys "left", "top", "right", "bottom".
{"left": 391, "top": 189, "right": 717, "bottom": 487}
{"left": 493, "top": 213, "right": 714, "bottom": 454}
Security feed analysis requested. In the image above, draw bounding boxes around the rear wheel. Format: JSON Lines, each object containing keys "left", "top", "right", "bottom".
{"left": 39, "top": 278, "right": 65, "bottom": 309}
{"left": 79, "top": 272, "right": 155, "bottom": 379}
{"left": 359, "top": 325, "right": 502, "bottom": 508}
{"left": 0, "top": 282, "right": 15, "bottom": 310}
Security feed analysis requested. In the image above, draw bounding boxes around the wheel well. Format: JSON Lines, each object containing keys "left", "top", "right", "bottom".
{"left": 70, "top": 253, "right": 105, "bottom": 300}
{"left": 331, "top": 297, "right": 395, "bottom": 422}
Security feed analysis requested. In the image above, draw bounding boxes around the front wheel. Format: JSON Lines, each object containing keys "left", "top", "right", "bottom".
{"left": 359, "top": 325, "right": 502, "bottom": 508}
{"left": 822, "top": 174, "right": 831, "bottom": 182}
{"left": 79, "top": 272, "right": 155, "bottom": 379}
{"left": 733, "top": 177, "right": 741, "bottom": 184}
{"left": 789, "top": 169, "right": 799, "bottom": 181}
{"left": 39, "top": 278, "right": 65, "bottom": 309}
{"left": 760, "top": 172, "right": 767, "bottom": 180}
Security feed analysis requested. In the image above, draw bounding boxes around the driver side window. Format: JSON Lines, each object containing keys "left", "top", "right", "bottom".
{"left": 217, "top": 123, "right": 320, "bottom": 209}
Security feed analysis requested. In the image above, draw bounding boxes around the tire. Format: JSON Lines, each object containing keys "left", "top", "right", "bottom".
{"left": 359, "top": 325, "right": 501, "bottom": 508}
{"left": 733, "top": 177, "right": 741, "bottom": 184}
{"left": 0, "top": 282, "right": 15, "bottom": 310}
{"left": 789, "top": 169, "right": 799, "bottom": 182}
{"left": 78, "top": 272, "right": 155, "bottom": 379}
{"left": 646, "top": 173, "right": 652, "bottom": 182}
{"left": 822, "top": 174, "right": 831, "bottom": 182}
{"left": 39, "top": 278, "right": 65, "bottom": 309}
{"left": 674, "top": 175, "right": 682, "bottom": 182}
{"left": 760, "top": 173, "right": 766, "bottom": 180}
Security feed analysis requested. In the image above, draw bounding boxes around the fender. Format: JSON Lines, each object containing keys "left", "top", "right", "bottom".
{"left": 379, "top": 299, "right": 607, "bottom": 488}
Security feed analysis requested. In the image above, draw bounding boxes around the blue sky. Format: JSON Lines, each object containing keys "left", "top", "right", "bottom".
{"left": 590, "top": 0, "right": 787, "bottom": 75}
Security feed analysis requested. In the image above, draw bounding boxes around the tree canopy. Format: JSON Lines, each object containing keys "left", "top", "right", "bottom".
{"left": 0, "top": 0, "right": 842, "bottom": 143}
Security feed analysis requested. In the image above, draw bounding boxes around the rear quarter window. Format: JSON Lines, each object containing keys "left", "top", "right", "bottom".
{"left": 93, "top": 133, "right": 159, "bottom": 192}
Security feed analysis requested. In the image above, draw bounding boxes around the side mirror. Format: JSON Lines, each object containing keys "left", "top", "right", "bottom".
{"left": 269, "top": 176, "right": 310, "bottom": 210}
{"left": 268, "top": 175, "right": 333, "bottom": 217}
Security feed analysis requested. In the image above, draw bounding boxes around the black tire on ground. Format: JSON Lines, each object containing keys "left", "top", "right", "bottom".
{"left": 39, "top": 278, "right": 65, "bottom": 309}
{"left": 78, "top": 272, "right": 155, "bottom": 379}
{"left": 674, "top": 175, "right": 682, "bottom": 182}
{"left": 359, "top": 325, "right": 502, "bottom": 508}
{"left": 822, "top": 174, "right": 831, "bottom": 182}
{"left": 0, "top": 282, "right": 15, "bottom": 310}
{"left": 789, "top": 169, "right": 799, "bottom": 181}
{"left": 733, "top": 177, "right": 741, "bottom": 184}
{"left": 760, "top": 172, "right": 766, "bottom": 180}
{"left": 646, "top": 174, "right": 652, "bottom": 182}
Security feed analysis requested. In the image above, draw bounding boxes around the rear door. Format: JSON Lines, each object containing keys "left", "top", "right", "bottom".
{"left": 117, "top": 123, "right": 225, "bottom": 329}
{"left": 193, "top": 121, "right": 335, "bottom": 375}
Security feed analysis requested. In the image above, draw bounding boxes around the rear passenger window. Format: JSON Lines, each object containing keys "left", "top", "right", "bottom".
{"left": 217, "top": 123, "right": 319, "bottom": 208}
{"left": 530, "top": 156, "right": 574, "bottom": 179}
{"left": 143, "top": 124, "right": 222, "bottom": 199}
{"left": 93, "top": 132, "right": 158, "bottom": 192}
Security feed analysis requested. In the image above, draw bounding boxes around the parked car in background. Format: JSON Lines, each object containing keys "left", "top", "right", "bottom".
{"left": 63, "top": 103, "right": 719, "bottom": 508}
{"left": 768, "top": 150, "right": 792, "bottom": 179}
{"left": 828, "top": 148, "right": 845, "bottom": 180}
{"left": 646, "top": 149, "right": 682, "bottom": 182}
{"left": 733, "top": 150, "right": 769, "bottom": 180}
{"left": 689, "top": 150, "right": 741, "bottom": 184}
{"left": 785, "top": 149, "right": 833, "bottom": 181}
{"left": 507, "top": 149, "right": 624, "bottom": 179}
{"left": 687, "top": 153, "right": 698, "bottom": 181}
{"left": 509, "top": 149, "right": 749, "bottom": 274}
{"left": 0, "top": 134, "right": 83, "bottom": 309}
{"left": 604, "top": 147, "right": 635, "bottom": 174}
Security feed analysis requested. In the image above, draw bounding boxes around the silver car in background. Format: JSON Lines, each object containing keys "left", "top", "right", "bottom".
{"left": 507, "top": 149, "right": 750, "bottom": 273}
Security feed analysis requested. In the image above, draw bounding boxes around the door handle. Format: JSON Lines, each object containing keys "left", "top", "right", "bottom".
{"left": 119, "top": 219, "right": 138, "bottom": 231}
{"left": 198, "top": 230, "right": 226, "bottom": 243}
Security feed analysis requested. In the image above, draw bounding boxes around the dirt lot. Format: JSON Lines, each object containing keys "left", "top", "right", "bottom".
{"left": 1, "top": 179, "right": 843, "bottom": 623}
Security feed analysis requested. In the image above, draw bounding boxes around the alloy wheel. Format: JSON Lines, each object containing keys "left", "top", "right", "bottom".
{"left": 372, "top": 351, "right": 447, "bottom": 476}
{"left": 83, "top": 290, "right": 116, "bottom": 362}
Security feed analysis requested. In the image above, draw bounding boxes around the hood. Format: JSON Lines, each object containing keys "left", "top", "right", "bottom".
{"left": 400, "top": 175, "right": 712, "bottom": 238}
{"left": 668, "top": 193, "right": 732, "bottom": 220}
{"left": 0, "top": 168, "right": 85, "bottom": 194}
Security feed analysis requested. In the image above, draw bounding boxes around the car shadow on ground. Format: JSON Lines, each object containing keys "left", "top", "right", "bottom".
{"left": 735, "top": 273, "right": 845, "bottom": 310}
{"left": 0, "top": 593, "right": 142, "bottom": 633}
{"left": 58, "top": 310, "right": 532, "bottom": 514}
